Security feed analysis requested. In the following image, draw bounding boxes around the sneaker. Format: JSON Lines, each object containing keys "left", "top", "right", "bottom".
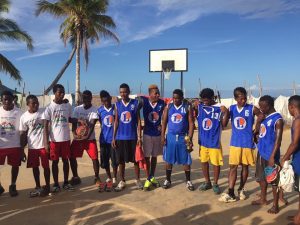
{"left": 150, "top": 177, "right": 160, "bottom": 188}
{"left": 29, "top": 187, "right": 43, "bottom": 198}
{"left": 135, "top": 179, "right": 143, "bottom": 190}
{"left": 212, "top": 184, "right": 221, "bottom": 195}
{"left": 70, "top": 177, "right": 81, "bottom": 186}
{"left": 112, "top": 178, "right": 117, "bottom": 187}
{"left": 114, "top": 181, "right": 126, "bottom": 192}
{"left": 186, "top": 181, "right": 195, "bottom": 191}
{"left": 105, "top": 179, "right": 113, "bottom": 192}
{"left": 39, "top": 185, "right": 50, "bottom": 197}
{"left": 63, "top": 183, "right": 75, "bottom": 191}
{"left": 218, "top": 193, "right": 237, "bottom": 203}
{"left": 199, "top": 182, "right": 212, "bottom": 191}
{"left": 143, "top": 179, "right": 152, "bottom": 191}
{"left": 162, "top": 180, "right": 171, "bottom": 189}
{"left": 52, "top": 185, "right": 61, "bottom": 193}
{"left": 238, "top": 188, "right": 247, "bottom": 200}
{"left": 98, "top": 182, "right": 106, "bottom": 193}
{"left": 9, "top": 184, "right": 18, "bottom": 197}
{"left": 0, "top": 184, "right": 5, "bottom": 195}
{"left": 94, "top": 177, "right": 101, "bottom": 187}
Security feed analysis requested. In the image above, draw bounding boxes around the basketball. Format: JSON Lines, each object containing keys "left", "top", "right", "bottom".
{"left": 76, "top": 119, "right": 89, "bottom": 137}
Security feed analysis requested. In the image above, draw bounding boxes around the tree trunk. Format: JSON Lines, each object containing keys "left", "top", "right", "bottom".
{"left": 75, "top": 31, "right": 81, "bottom": 105}
{"left": 44, "top": 47, "right": 76, "bottom": 95}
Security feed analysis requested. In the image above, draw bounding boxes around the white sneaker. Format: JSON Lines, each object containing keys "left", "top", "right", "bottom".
{"left": 114, "top": 181, "right": 126, "bottom": 192}
{"left": 106, "top": 178, "right": 112, "bottom": 183}
{"left": 112, "top": 178, "right": 117, "bottom": 187}
{"left": 218, "top": 193, "right": 237, "bottom": 203}
{"left": 135, "top": 179, "right": 143, "bottom": 190}
{"left": 238, "top": 188, "right": 247, "bottom": 200}
{"left": 186, "top": 181, "right": 195, "bottom": 191}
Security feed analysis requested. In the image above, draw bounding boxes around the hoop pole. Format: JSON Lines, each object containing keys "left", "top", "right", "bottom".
{"left": 180, "top": 72, "right": 183, "bottom": 90}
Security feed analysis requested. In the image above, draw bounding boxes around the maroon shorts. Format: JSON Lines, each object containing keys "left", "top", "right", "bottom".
{"left": 50, "top": 141, "right": 71, "bottom": 160}
{"left": 70, "top": 140, "right": 98, "bottom": 160}
{"left": 27, "top": 148, "right": 50, "bottom": 169}
{"left": 0, "top": 148, "right": 22, "bottom": 167}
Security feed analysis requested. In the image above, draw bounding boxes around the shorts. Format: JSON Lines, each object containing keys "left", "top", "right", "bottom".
{"left": 295, "top": 174, "right": 300, "bottom": 192}
{"left": 255, "top": 152, "right": 279, "bottom": 186}
{"left": 27, "top": 148, "right": 50, "bottom": 169}
{"left": 116, "top": 140, "right": 137, "bottom": 164}
{"left": 199, "top": 146, "right": 223, "bottom": 166}
{"left": 100, "top": 143, "right": 118, "bottom": 169}
{"left": 163, "top": 133, "right": 192, "bottom": 165}
{"left": 71, "top": 140, "right": 98, "bottom": 160}
{"left": 0, "top": 148, "right": 22, "bottom": 167}
{"left": 50, "top": 141, "right": 71, "bottom": 161}
{"left": 229, "top": 146, "right": 256, "bottom": 166}
{"left": 143, "top": 134, "right": 163, "bottom": 157}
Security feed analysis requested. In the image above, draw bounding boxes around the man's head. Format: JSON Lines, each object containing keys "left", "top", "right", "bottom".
{"left": 53, "top": 84, "right": 65, "bottom": 102}
{"left": 234, "top": 87, "right": 247, "bottom": 107}
{"left": 119, "top": 83, "right": 130, "bottom": 100}
{"left": 82, "top": 90, "right": 92, "bottom": 107}
{"left": 288, "top": 95, "right": 300, "bottom": 117}
{"left": 100, "top": 90, "right": 112, "bottom": 107}
{"left": 148, "top": 84, "right": 160, "bottom": 102}
{"left": 259, "top": 95, "right": 274, "bottom": 115}
{"left": 26, "top": 95, "right": 39, "bottom": 113}
{"left": 173, "top": 89, "right": 184, "bottom": 106}
{"left": 1, "top": 91, "right": 14, "bottom": 110}
{"left": 200, "top": 88, "right": 215, "bottom": 106}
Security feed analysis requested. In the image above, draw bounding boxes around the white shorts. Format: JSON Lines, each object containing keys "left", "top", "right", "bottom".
{"left": 143, "top": 134, "right": 163, "bottom": 157}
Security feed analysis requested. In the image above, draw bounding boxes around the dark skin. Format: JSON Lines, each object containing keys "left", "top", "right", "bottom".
{"left": 111, "top": 87, "right": 142, "bottom": 182}
{"left": 161, "top": 93, "right": 194, "bottom": 173}
{"left": 20, "top": 98, "right": 50, "bottom": 191}
{"left": 194, "top": 96, "right": 229, "bottom": 185}
{"left": 251, "top": 100, "right": 284, "bottom": 214}
{"left": 70, "top": 93, "right": 100, "bottom": 180}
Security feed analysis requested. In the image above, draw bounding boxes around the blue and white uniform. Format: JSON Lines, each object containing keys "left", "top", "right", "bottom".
{"left": 291, "top": 117, "right": 300, "bottom": 176}
{"left": 98, "top": 105, "right": 114, "bottom": 144}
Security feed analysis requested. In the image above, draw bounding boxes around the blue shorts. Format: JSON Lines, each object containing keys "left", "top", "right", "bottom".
{"left": 163, "top": 133, "right": 192, "bottom": 165}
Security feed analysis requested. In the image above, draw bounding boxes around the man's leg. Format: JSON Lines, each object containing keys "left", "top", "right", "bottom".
{"left": 150, "top": 157, "right": 157, "bottom": 177}
{"left": 62, "top": 159, "right": 70, "bottom": 184}
{"left": 52, "top": 160, "right": 59, "bottom": 186}
{"left": 239, "top": 164, "right": 249, "bottom": 190}
{"left": 251, "top": 181, "right": 268, "bottom": 205}
{"left": 32, "top": 167, "right": 41, "bottom": 188}
{"left": 228, "top": 165, "right": 238, "bottom": 197}
{"left": 145, "top": 157, "right": 151, "bottom": 178}
{"left": 268, "top": 185, "right": 279, "bottom": 214}
{"left": 92, "top": 159, "right": 100, "bottom": 179}
{"left": 201, "top": 162, "right": 210, "bottom": 183}
{"left": 69, "top": 157, "right": 79, "bottom": 178}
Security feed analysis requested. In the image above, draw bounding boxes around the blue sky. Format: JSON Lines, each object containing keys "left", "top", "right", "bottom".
{"left": 1, "top": 0, "right": 300, "bottom": 97}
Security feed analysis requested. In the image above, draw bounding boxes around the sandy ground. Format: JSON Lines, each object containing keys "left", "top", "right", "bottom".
{"left": 0, "top": 127, "right": 297, "bottom": 225}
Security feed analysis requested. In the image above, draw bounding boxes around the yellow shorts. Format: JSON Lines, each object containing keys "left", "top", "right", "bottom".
{"left": 199, "top": 146, "right": 223, "bottom": 166}
{"left": 229, "top": 146, "right": 256, "bottom": 166}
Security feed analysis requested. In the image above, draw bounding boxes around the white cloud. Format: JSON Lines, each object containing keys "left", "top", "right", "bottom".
{"left": 249, "top": 84, "right": 258, "bottom": 90}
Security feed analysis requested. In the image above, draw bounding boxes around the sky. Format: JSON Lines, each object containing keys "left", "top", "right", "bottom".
{"left": 1, "top": 0, "right": 300, "bottom": 98}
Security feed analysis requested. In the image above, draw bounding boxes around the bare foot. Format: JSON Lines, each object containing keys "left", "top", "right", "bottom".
{"left": 279, "top": 197, "right": 288, "bottom": 205}
{"left": 251, "top": 198, "right": 267, "bottom": 205}
{"left": 267, "top": 205, "right": 279, "bottom": 214}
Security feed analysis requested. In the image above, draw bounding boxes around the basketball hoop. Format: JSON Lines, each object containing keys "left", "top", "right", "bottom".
{"left": 163, "top": 68, "right": 172, "bottom": 80}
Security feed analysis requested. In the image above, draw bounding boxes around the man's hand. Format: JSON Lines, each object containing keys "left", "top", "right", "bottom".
{"left": 21, "top": 149, "right": 27, "bottom": 162}
{"left": 161, "top": 136, "right": 166, "bottom": 147}
{"left": 268, "top": 156, "right": 275, "bottom": 167}
{"left": 111, "top": 139, "right": 117, "bottom": 149}
{"left": 137, "top": 138, "right": 142, "bottom": 147}
{"left": 45, "top": 142, "right": 50, "bottom": 154}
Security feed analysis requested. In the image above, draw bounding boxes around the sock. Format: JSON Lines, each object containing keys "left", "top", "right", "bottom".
{"left": 166, "top": 169, "right": 172, "bottom": 182}
{"left": 228, "top": 188, "right": 235, "bottom": 197}
{"left": 185, "top": 170, "right": 191, "bottom": 182}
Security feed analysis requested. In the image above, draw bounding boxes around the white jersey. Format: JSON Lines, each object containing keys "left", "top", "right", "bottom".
{"left": 20, "top": 109, "right": 45, "bottom": 149}
{"left": 0, "top": 106, "right": 23, "bottom": 148}
{"left": 42, "top": 101, "right": 72, "bottom": 142}
{"left": 72, "top": 105, "right": 98, "bottom": 140}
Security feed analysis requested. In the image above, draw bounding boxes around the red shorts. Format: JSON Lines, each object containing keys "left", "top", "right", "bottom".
{"left": 27, "top": 148, "right": 50, "bottom": 169}
{"left": 0, "top": 148, "right": 22, "bottom": 167}
{"left": 50, "top": 141, "right": 71, "bottom": 160}
{"left": 70, "top": 140, "right": 98, "bottom": 160}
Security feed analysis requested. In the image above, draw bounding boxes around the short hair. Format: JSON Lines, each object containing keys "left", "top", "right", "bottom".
{"left": 200, "top": 88, "right": 214, "bottom": 99}
{"left": 1, "top": 90, "right": 14, "bottom": 98}
{"left": 53, "top": 84, "right": 65, "bottom": 93}
{"left": 26, "top": 95, "right": 38, "bottom": 104}
{"left": 234, "top": 87, "right": 247, "bottom": 98}
{"left": 259, "top": 95, "right": 274, "bottom": 107}
{"left": 289, "top": 95, "right": 300, "bottom": 109}
{"left": 173, "top": 89, "right": 184, "bottom": 98}
{"left": 100, "top": 90, "right": 110, "bottom": 98}
{"left": 82, "top": 90, "right": 92, "bottom": 97}
{"left": 119, "top": 83, "right": 130, "bottom": 91}
{"left": 148, "top": 84, "right": 158, "bottom": 93}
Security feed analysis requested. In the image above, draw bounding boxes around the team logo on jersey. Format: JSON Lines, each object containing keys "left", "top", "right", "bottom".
{"left": 120, "top": 111, "right": 132, "bottom": 123}
{"left": 103, "top": 115, "right": 113, "bottom": 127}
{"left": 130, "top": 104, "right": 135, "bottom": 110}
{"left": 202, "top": 118, "right": 213, "bottom": 131}
{"left": 259, "top": 124, "right": 267, "bottom": 138}
{"left": 234, "top": 117, "right": 247, "bottom": 130}
{"left": 171, "top": 113, "right": 183, "bottom": 123}
{"left": 148, "top": 111, "right": 159, "bottom": 123}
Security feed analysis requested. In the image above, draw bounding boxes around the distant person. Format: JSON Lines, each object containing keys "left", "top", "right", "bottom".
{"left": 161, "top": 89, "right": 195, "bottom": 191}
{"left": 0, "top": 91, "right": 24, "bottom": 197}
{"left": 13, "top": 95, "right": 20, "bottom": 108}
{"left": 281, "top": 95, "right": 300, "bottom": 223}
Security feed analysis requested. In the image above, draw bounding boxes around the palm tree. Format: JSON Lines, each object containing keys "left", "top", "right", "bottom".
{"left": 0, "top": 0, "right": 33, "bottom": 83}
{"left": 36, "top": 0, "right": 119, "bottom": 105}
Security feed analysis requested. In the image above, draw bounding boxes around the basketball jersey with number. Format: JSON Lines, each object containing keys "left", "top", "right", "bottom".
{"left": 257, "top": 112, "right": 282, "bottom": 161}
{"left": 230, "top": 104, "right": 255, "bottom": 148}
{"left": 116, "top": 99, "right": 138, "bottom": 140}
{"left": 197, "top": 104, "right": 222, "bottom": 148}
{"left": 291, "top": 117, "right": 300, "bottom": 175}
{"left": 98, "top": 104, "right": 114, "bottom": 144}
{"left": 142, "top": 96, "right": 165, "bottom": 136}
{"left": 167, "top": 103, "right": 189, "bottom": 135}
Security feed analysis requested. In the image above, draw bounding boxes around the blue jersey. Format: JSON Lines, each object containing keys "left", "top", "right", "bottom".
{"left": 257, "top": 112, "right": 282, "bottom": 161}
{"left": 142, "top": 96, "right": 165, "bottom": 136}
{"left": 98, "top": 105, "right": 114, "bottom": 144}
{"left": 291, "top": 118, "right": 300, "bottom": 175}
{"left": 197, "top": 104, "right": 222, "bottom": 148}
{"left": 167, "top": 103, "right": 189, "bottom": 135}
{"left": 230, "top": 104, "right": 255, "bottom": 149}
{"left": 116, "top": 99, "right": 139, "bottom": 140}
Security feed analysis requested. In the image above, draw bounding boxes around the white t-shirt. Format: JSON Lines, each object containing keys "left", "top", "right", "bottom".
{"left": 0, "top": 106, "right": 23, "bottom": 148}
{"left": 19, "top": 109, "right": 45, "bottom": 149}
{"left": 72, "top": 105, "right": 98, "bottom": 140}
{"left": 42, "top": 101, "right": 72, "bottom": 142}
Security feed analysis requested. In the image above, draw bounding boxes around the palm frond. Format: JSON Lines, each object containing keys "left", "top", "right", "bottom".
{"left": 0, "top": 53, "right": 21, "bottom": 81}
{"left": 35, "top": 0, "right": 65, "bottom": 17}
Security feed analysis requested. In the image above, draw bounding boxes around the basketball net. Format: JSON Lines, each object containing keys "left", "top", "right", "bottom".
{"left": 163, "top": 68, "right": 172, "bottom": 80}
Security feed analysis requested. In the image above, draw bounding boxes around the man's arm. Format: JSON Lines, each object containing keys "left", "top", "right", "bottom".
{"left": 253, "top": 106, "right": 264, "bottom": 135}
{"left": 112, "top": 105, "right": 119, "bottom": 149}
{"left": 188, "top": 104, "right": 195, "bottom": 146}
{"left": 43, "top": 119, "right": 50, "bottom": 153}
{"left": 221, "top": 106, "right": 229, "bottom": 128}
{"left": 269, "top": 119, "right": 284, "bottom": 166}
{"left": 137, "top": 103, "right": 142, "bottom": 146}
{"left": 161, "top": 106, "right": 168, "bottom": 146}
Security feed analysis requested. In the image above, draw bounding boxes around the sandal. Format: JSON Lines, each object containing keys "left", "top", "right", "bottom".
{"left": 212, "top": 184, "right": 221, "bottom": 195}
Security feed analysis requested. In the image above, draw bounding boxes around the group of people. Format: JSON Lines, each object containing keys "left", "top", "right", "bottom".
{"left": 0, "top": 83, "right": 300, "bottom": 223}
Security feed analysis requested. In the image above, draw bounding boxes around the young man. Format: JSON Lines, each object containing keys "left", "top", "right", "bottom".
{"left": 42, "top": 84, "right": 74, "bottom": 192}
{"left": 219, "top": 87, "right": 262, "bottom": 202}
{"left": 69, "top": 90, "right": 101, "bottom": 189}
{"left": 112, "top": 83, "right": 142, "bottom": 191}
{"left": 0, "top": 91, "right": 24, "bottom": 196}
{"left": 98, "top": 90, "right": 118, "bottom": 191}
{"left": 281, "top": 95, "right": 300, "bottom": 224}
{"left": 20, "top": 95, "right": 50, "bottom": 197}
{"left": 251, "top": 95, "right": 283, "bottom": 214}
{"left": 196, "top": 88, "right": 229, "bottom": 195}
{"left": 140, "top": 84, "right": 165, "bottom": 190}
{"left": 161, "top": 89, "right": 195, "bottom": 191}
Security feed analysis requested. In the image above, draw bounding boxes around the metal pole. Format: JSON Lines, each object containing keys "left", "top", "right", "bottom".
{"left": 161, "top": 72, "right": 164, "bottom": 97}
{"left": 180, "top": 71, "right": 183, "bottom": 90}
